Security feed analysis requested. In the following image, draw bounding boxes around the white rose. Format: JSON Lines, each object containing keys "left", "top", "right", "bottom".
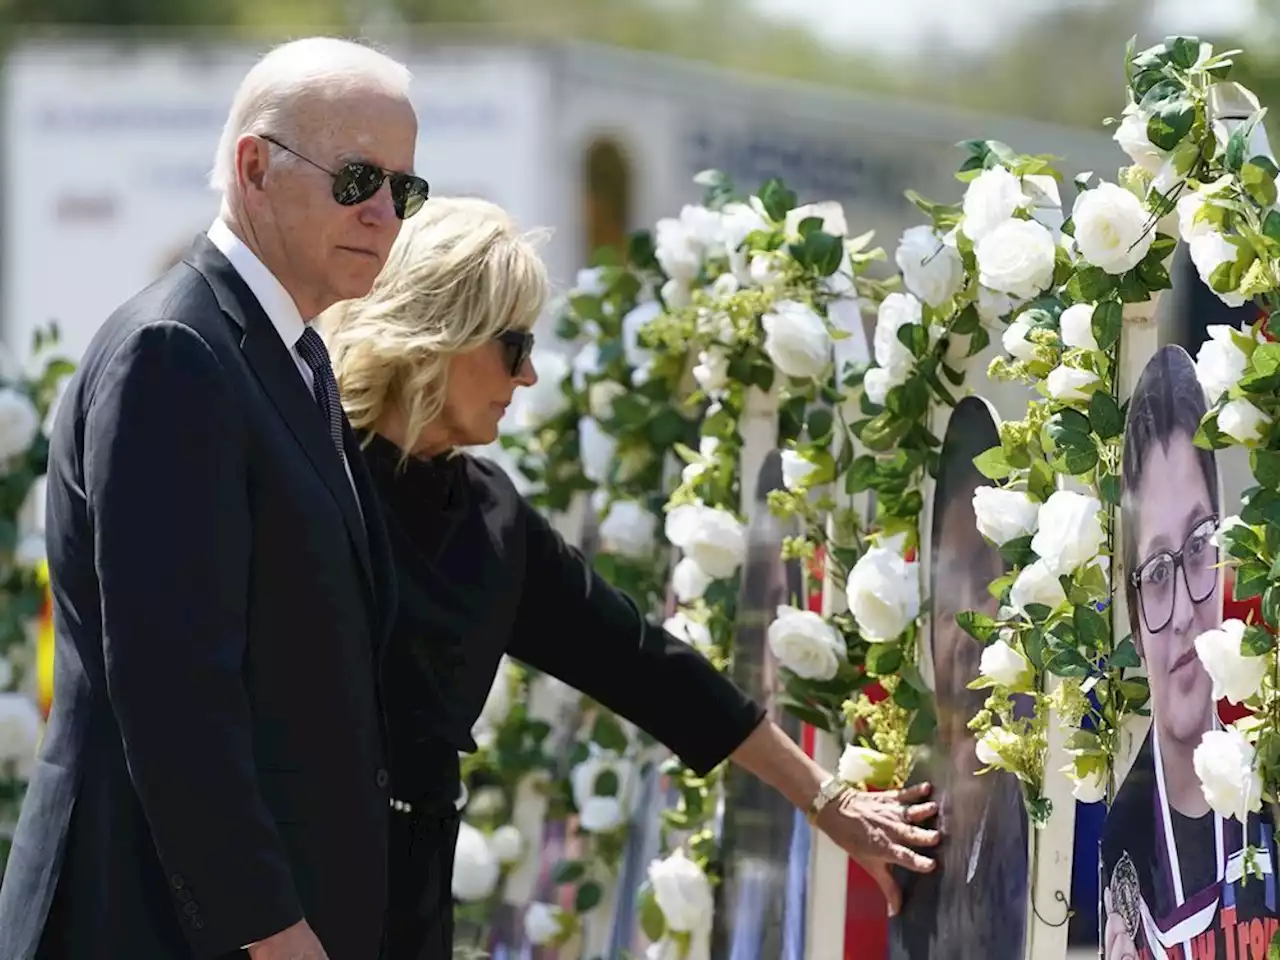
{"left": 761, "top": 300, "right": 831, "bottom": 379}
{"left": 1189, "top": 231, "right": 1248, "bottom": 307}
{"left": 473, "top": 658, "right": 515, "bottom": 742}
{"left": 780, "top": 449, "right": 820, "bottom": 491}
{"left": 895, "top": 225, "right": 964, "bottom": 307}
{"left": 1194, "top": 727, "right": 1263, "bottom": 823}
{"left": 622, "top": 300, "right": 662, "bottom": 371}
{"left": 786, "top": 201, "right": 847, "bottom": 238}
{"left": 452, "top": 822, "right": 501, "bottom": 901}
{"left": 972, "top": 486, "right": 1040, "bottom": 545}
{"left": 508, "top": 350, "right": 570, "bottom": 430}
{"left": 0, "top": 389, "right": 39, "bottom": 465}
{"left": 1177, "top": 192, "right": 1214, "bottom": 242}
{"left": 836, "top": 744, "right": 895, "bottom": 788}
{"left": 672, "top": 557, "right": 713, "bottom": 603}
{"left": 1194, "top": 619, "right": 1264, "bottom": 706}
{"left": 524, "top": 902, "right": 565, "bottom": 947}
{"left": 846, "top": 546, "right": 920, "bottom": 642}
{"left": 588, "top": 380, "right": 627, "bottom": 421}
{"left": 1214, "top": 515, "right": 1248, "bottom": 551}
{"left": 766, "top": 605, "right": 846, "bottom": 681}
{"left": 748, "top": 252, "right": 783, "bottom": 288}
{"left": 1010, "top": 559, "right": 1067, "bottom": 615}
{"left": 662, "top": 278, "right": 692, "bottom": 310}
{"left": 976, "top": 219, "right": 1057, "bottom": 299}
{"left": 721, "top": 201, "right": 769, "bottom": 262}
{"left": 1002, "top": 316, "right": 1037, "bottom": 362}
{"left": 665, "top": 503, "right": 747, "bottom": 579}
{"left": 862, "top": 367, "right": 902, "bottom": 406}
{"left": 1072, "top": 182, "right": 1154, "bottom": 275}
{"left": 1046, "top": 365, "right": 1101, "bottom": 403}
{"left": 489, "top": 824, "right": 524, "bottom": 865}
{"left": 975, "top": 726, "right": 1020, "bottom": 770}
{"left": 1032, "top": 491, "right": 1106, "bottom": 575}
{"left": 0, "top": 692, "right": 40, "bottom": 778}
{"left": 578, "top": 417, "right": 617, "bottom": 485}
{"left": 962, "top": 166, "right": 1030, "bottom": 242}
{"left": 1070, "top": 765, "right": 1108, "bottom": 804}
{"left": 579, "top": 795, "right": 625, "bottom": 833}
{"left": 692, "top": 348, "right": 730, "bottom": 394}
{"left": 599, "top": 500, "right": 657, "bottom": 559}
{"left": 648, "top": 849, "right": 714, "bottom": 933}
{"left": 1195, "top": 325, "right": 1250, "bottom": 404}
{"left": 977, "top": 286, "right": 1019, "bottom": 323}
{"left": 873, "top": 292, "right": 924, "bottom": 379}
{"left": 566, "top": 339, "right": 598, "bottom": 390}
{"left": 571, "top": 747, "right": 635, "bottom": 820}
{"left": 979, "top": 638, "right": 1034, "bottom": 691}
{"left": 655, "top": 215, "right": 703, "bottom": 282}
{"left": 574, "top": 267, "right": 609, "bottom": 297}
{"left": 1115, "top": 105, "right": 1168, "bottom": 174}
{"left": 664, "top": 610, "right": 714, "bottom": 653}
{"left": 1219, "top": 398, "right": 1271, "bottom": 445}
{"left": 1059, "top": 303, "right": 1099, "bottom": 351}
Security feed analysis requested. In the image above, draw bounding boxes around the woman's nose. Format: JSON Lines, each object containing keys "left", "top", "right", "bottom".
{"left": 516, "top": 359, "right": 538, "bottom": 388}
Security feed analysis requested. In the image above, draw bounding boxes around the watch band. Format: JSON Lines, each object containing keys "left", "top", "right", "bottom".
{"left": 806, "top": 774, "right": 846, "bottom": 825}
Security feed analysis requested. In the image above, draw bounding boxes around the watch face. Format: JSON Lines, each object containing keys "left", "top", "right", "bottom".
{"left": 1111, "top": 852, "right": 1141, "bottom": 942}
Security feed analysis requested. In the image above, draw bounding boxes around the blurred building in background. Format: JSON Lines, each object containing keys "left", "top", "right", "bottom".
{"left": 2, "top": 35, "right": 1123, "bottom": 365}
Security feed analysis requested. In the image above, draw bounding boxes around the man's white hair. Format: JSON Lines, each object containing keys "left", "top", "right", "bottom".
{"left": 210, "top": 37, "right": 413, "bottom": 196}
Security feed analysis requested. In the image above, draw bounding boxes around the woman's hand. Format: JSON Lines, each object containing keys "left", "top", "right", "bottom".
{"left": 814, "top": 783, "right": 940, "bottom": 917}
{"left": 1103, "top": 889, "right": 1139, "bottom": 960}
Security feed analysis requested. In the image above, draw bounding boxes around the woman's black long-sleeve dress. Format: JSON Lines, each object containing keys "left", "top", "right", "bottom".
{"left": 360, "top": 434, "right": 766, "bottom": 960}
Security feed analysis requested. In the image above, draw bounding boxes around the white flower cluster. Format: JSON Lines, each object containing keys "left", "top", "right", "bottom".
{"left": 973, "top": 488, "right": 1106, "bottom": 618}
{"left": 845, "top": 533, "right": 921, "bottom": 644}
{"left": 570, "top": 744, "right": 638, "bottom": 834}
{"left": 451, "top": 819, "right": 526, "bottom": 902}
{"left": 645, "top": 848, "right": 714, "bottom": 957}
{"left": 969, "top": 489, "right": 1107, "bottom": 781}
{"left": 1192, "top": 323, "right": 1272, "bottom": 445}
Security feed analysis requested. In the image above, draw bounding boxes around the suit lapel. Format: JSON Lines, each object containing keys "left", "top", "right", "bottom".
{"left": 183, "top": 236, "right": 376, "bottom": 601}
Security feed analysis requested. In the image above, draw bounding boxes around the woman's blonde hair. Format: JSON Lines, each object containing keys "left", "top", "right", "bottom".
{"left": 321, "top": 196, "right": 550, "bottom": 449}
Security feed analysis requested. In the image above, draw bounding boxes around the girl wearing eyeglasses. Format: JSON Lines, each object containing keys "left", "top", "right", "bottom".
{"left": 320, "top": 198, "right": 940, "bottom": 959}
{"left": 1102, "top": 345, "right": 1278, "bottom": 960}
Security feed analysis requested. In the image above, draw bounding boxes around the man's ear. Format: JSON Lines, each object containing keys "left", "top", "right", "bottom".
{"left": 237, "top": 135, "right": 270, "bottom": 193}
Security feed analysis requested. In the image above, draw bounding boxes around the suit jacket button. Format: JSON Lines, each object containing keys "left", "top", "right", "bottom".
{"left": 192, "top": 917, "right": 205, "bottom": 931}
{"left": 171, "top": 874, "right": 184, "bottom": 890}
{"left": 375, "top": 768, "right": 389, "bottom": 789}
{"left": 183, "top": 901, "right": 198, "bottom": 916}
{"left": 176, "top": 887, "right": 192, "bottom": 904}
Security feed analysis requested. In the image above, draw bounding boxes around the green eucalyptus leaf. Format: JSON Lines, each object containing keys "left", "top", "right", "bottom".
{"left": 576, "top": 881, "right": 604, "bottom": 913}
{"left": 1242, "top": 624, "right": 1275, "bottom": 656}
{"left": 1146, "top": 97, "right": 1195, "bottom": 151}
{"left": 974, "top": 447, "right": 1014, "bottom": 480}
{"left": 553, "top": 860, "right": 587, "bottom": 884}
{"left": 1089, "top": 389, "right": 1124, "bottom": 439}
{"left": 907, "top": 704, "right": 938, "bottom": 746}
{"left": 639, "top": 883, "right": 666, "bottom": 942}
{"left": 1110, "top": 635, "right": 1141, "bottom": 669}
{"left": 956, "top": 611, "right": 999, "bottom": 644}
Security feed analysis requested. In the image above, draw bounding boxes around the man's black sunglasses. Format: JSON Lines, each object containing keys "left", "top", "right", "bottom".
{"left": 496, "top": 330, "right": 534, "bottom": 376}
{"left": 261, "top": 135, "right": 429, "bottom": 220}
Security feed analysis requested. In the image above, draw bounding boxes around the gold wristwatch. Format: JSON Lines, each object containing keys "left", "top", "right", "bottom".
{"left": 806, "top": 774, "right": 846, "bottom": 824}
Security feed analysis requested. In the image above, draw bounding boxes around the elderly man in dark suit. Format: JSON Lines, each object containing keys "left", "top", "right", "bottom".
{"left": 0, "top": 36, "right": 430, "bottom": 960}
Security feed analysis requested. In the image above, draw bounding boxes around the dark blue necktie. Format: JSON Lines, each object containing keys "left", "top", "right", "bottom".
{"left": 295, "top": 326, "right": 345, "bottom": 459}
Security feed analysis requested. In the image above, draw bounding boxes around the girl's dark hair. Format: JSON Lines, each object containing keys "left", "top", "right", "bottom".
{"left": 1120, "top": 345, "right": 1219, "bottom": 639}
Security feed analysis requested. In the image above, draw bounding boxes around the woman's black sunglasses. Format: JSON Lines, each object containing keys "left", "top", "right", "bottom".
{"left": 496, "top": 330, "right": 534, "bottom": 376}
{"left": 261, "top": 135, "right": 430, "bottom": 220}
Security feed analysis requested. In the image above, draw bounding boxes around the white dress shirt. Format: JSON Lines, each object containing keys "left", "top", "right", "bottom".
{"left": 206, "top": 220, "right": 361, "bottom": 511}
